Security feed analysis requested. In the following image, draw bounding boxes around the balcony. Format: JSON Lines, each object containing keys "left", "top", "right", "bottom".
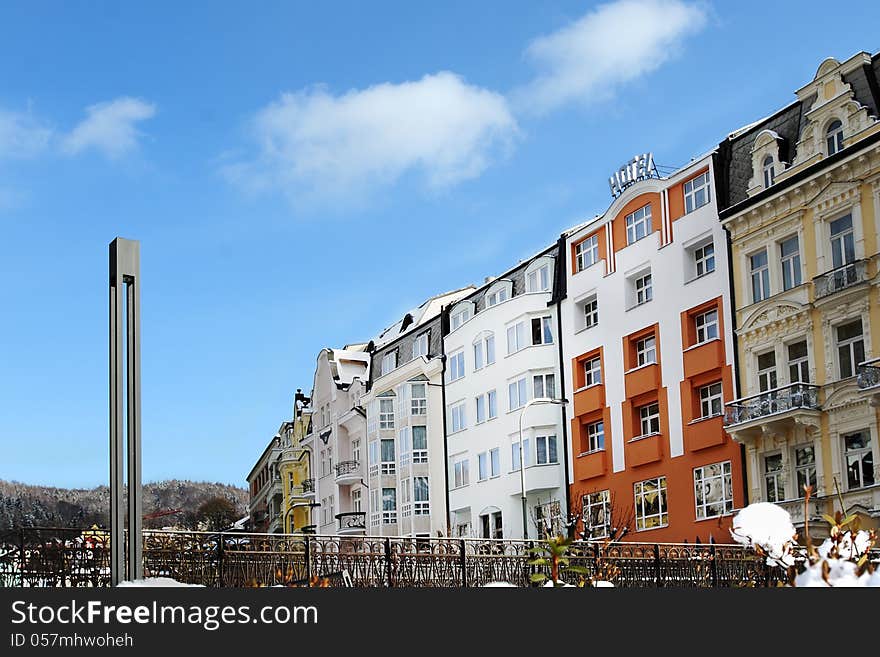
{"left": 624, "top": 363, "right": 660, "bottom": 398}
{"left": 723, "top": 383, "right": 821, "bottom": 438}
{"left": 573, "top": 384, "right": 605, "bottom": 417}
{"left": 625, "top": 433, "right": 662, "bottom": 467}
{"left": 301, "top": 478, "right": 315, "bottom": 498}
{"left": 334, "top": 460, "right": 362, "bottom": 485}
{"left": 335, "top": 511, "right": 366, "bottom": 535}
{"left": 858, "top": 358, "right": 880, "bottom": 390}
{"left": 813, "top": 259, "right": 868, "bottom": 300}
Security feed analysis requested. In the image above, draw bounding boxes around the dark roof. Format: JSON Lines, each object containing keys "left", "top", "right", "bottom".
{"left": 716, "top": 52, "right": 880, "bottom": 212}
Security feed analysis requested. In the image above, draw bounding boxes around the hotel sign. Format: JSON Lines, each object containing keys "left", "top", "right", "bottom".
{"left": 609, "top": 153, "right": 657, "bottom": 198}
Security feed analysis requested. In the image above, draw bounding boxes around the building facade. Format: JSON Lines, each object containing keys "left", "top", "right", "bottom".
{"left": 278, "top": 390, "right": 313, "bottom": 533}
{"left": 560, "top": 152, "right": 743, "bottom": 543}
{"left": 246, "top": 434, "right": 283, "bottom": 533}
{"left": 304, "top": 346, "right": 370, "bottom": 536}
{"left": 718, "top": 52, "right": 880, "bottom": 535}
{"left": 363, "top": 288, "right": 473, "bottom": 537}
{"left": 443, "top": 247, "right": 568, "bottom": 540}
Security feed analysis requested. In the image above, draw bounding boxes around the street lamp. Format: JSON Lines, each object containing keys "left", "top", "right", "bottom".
{"left": 519, "top": 396, "right": 568, "bottom": 540}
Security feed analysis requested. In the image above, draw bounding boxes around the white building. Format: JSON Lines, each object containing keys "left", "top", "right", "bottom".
{"left": 443, "top": 247, "right": 569, "bottom": 540}
{"left": 363, "top": 288, "right": 473, "bottom": 537}
{"left": 304, "top": 346, "right": 370, "bottom": 535}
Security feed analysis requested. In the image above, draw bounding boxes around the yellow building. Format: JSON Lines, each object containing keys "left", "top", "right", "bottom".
{"left": 278, "top": 390, "right": 314, "bottom": 534}
{"left": 717, "top": 52, "right": 880, "bottom": 536}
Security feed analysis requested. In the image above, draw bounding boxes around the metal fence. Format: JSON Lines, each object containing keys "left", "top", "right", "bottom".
{"left": 0, "top": 527, "right": 788, "bottom": 588}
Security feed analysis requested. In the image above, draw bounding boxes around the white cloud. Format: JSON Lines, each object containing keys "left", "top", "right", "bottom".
{"left": 516, "top": 0, "right": 707, "bottom": 114}
{"left": 61, "top": 97, "right": 156, "bottom": 158}
{"left": 226, "top": 72, "right": 517, "bottom": 202}
{"left": 0, "top": 109, "right": 52, "bottom": 159}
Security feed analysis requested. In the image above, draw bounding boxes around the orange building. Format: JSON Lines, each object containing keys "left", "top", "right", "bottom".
{"left": 559, "top": 153, "right": 744, "bottom": 543}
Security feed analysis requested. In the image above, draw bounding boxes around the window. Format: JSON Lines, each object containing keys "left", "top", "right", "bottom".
{"left": 474, "top": 334, "right": 495, "bottom": 369}
{"left": 684, "top": 171, "right": 711, "bottom": 213}
{"left": 352, "top": 438, "right": 361, "bottom": 464}
{"left": 449, "top": 401, "right": 466, "bottom": 433}
{"left": 475, "top": 391, "right": 497, "bottom": 423}
{"left": 531, "top": 316, "right": 553, "bottom": 345}
{"left": 369, "top": 440, "right": 379, "bottom": 476}
{"left": 506, "top": 321, "right": 526, "bottom": 354}
{"left": 481, "top": 511, "right": 503, "bottom": 539}
{"left": 490, "top": 448, "right": 501, "bottom": 477}
{"left": 533, "top": 372, "right": 556, "bottom": 399}
{"left": 830, "top": 214, "right": 855, "bottom": 269}
{"left": 382, "top": 488, "right": 397, "bottom": 524}
{"left": 487, "top": 390, "right": 497, "bottom": 420}
{"left": 695, "top": 309, "right": 718, "bottom": 344}
{"left": 585, "top": 421, "right": 604, "bottom": 453}
{"left": 412, "top": 426, "right": 427, "bottom": 463}
{"left": 636, "top": 335, "right": 656, "bottom": 367}
{"left": 634, "top": 273, "right": 653, "bottom": 305}
{"left": 412, "top": 333, "right": 429, "bottom": 359}
{"left": 474, "top": 341, "right": 483, "bottom": 370}
{"left": 447, "top": 350, "right": 465, "bottom": 382}
{"left": 694, "top": 461, "right": 733, "bottom": 520}
{"left": 486, "top": 287, "right": 508, "bottom": 307}
{"left": 576, "top": 235, "right": 599, "bottom": 272}
{"left": 762, "top": 155, "right": 775, "bottom": 188}
{"left": 582, "top": 490, "right": 610, "bottom": 539}
{"left": 694, "top": 242, "right": 715, "bottom": 277}
{"left": 352, "top": 488, "right": 362, "bottom": 513}
{"left": 836, "top": 319, "right": 865, "bottom": 379}
{"left": 370, "top": 489, "right": 379, "bottom": 526}
{"left": 638, "top": 403, "right": 660, "bottom": 437}
{"left": 381, "top": 351, "right": 397, "bottom": 376}
{"left": 450, "top": 306, "right": 471, "bottom": 331}
{"left": 780, "top": 236, "right": 802, "bottom": 290}
{"left": 485, "top": 335, "right": 495, "bottom": 365}
{"left": 411, "top": 383, "right": 427, "bottom": 415}
{"left": 794, "top": 446, "right": 816, "bottom": 497}
{"left": 508, "top": 376, "right": 528, "bottom": 410}
{"left": 582, "top": 295, "right": 599, "bottom": 329}
{"left": 380, "top": 439, "right": 395, "bottom": 475}
{"left": 536, "top": 435, "right": 558, "bottom": 464}
{"left": 826, "top": 119, "right": 844, "bottom": 156}
{"left": 511, "top": 438, "right": 532, "bottom": 470}
{"left": 412, "top": 477, "right": 429, "bottom": 515}
{"left": 453, "top": 457, "right": 469, "bottom": 488}
{"left": 788, "top": 341, "right": 809, "bottom": 384}
{"left": 699, "top": 382, "right": 723, "bottom": 418}
{"left": 843, "top": 431, "right": 874, "bottom": 489}
{"left": 379, "top": 398, "right": 395, "bottom": 429}
{"left": 625, "top": 204, "right": 652, "bottom": 244}
{"left": 478, "top": 452, "right": 488, "bottom": 481}
{"left": 757, "top": 351, "right": 777, "bottom": 392}
{"left": 526, "top": 263, "right": 551, "bottom": 292}
{"left": 750, "top": 250, "right": 770, "bottom": 302}
{"left": 764, "top": 454, "right": 783, "bottom": 503}
{"left": 476, "top": 394, "right": 486, "bottom": 424}
{"left": 534, "top": 500, "right": 563, "bottom": 538}
{"left": 584, "top": 357, "right": 602, "bottom": 387}
{"left": 634, "top": 477, "right": 668, "bottom": 530}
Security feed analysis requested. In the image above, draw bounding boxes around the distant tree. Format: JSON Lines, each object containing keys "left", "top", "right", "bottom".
{"left": 196, "top": 497, "right": 237, "bottom": 531}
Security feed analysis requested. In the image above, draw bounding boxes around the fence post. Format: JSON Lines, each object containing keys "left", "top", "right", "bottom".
{"left": 216, "top": 532, "right": 224, "bottom": 588}
{"left": 384, "top": 537, "right": 393, "bottom": 588}
{"left": 460, "top": 539, "right": 467, "bottom": 588}
{"left": 709, "top": 544, "right": 718, "bottom": 588}
{"left": 305, "top": 535, "right": 312, "bottom": 587}
{"left": 653, "top": 544, "right": 663, "bottom": 588}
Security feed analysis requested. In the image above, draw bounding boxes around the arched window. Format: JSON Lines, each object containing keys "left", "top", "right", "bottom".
{"left": 826, "top": 120, "right": 844, "bottom": 155}
{"left": 762, "top": 155, "right": 775, "bottom": 188}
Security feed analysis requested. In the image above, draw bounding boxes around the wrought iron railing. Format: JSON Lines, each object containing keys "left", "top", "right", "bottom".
{"left": 0, "top": 527, "right": 816, "bottom": 588}
{"left": 335, "top": 512, "right": 366, "bottom": 532}
{"left": 814, "top": 259, "right": 868, "bottom": 298}
{"left": 857, "top": 358, "right": 880, "bottom": 390}
{"left": 334, "top": 460, "right": 361, "bottom": 479}
{"left": 724, "top": 383, "right": 820, "bottom": 427}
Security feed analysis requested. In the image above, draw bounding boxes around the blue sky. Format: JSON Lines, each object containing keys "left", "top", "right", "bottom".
{"left": 1, "top": 1, "right": 878, "bottom": 489}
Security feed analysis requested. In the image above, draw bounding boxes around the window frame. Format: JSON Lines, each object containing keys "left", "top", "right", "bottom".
{"left": 625, "top": 204, "right": 653, "bottom": 245}
{"left": 634, "top": 476, "right": 668, "bottom": 531}
{"left": 693, "top": 461, "right": 733, "bottom": 520}
{"left": 575, "top": 234, "right": 600, "bottom": 272}
{"left": 684, "top": 171, "right": 711, "bottom": 214}
{"left": 698, "top": 381, "right": 723, "bottom": 419}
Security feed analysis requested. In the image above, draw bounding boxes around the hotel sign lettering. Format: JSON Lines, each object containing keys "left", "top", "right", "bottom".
{"left": 609, "top": 153, "right": 657, "bottom": 198}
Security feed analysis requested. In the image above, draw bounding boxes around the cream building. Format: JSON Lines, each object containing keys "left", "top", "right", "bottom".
{"left": 718, "top": 51, "right": 880, "bottom": 534}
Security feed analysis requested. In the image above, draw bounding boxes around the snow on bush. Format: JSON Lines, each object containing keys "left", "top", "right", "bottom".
{"left": 730, "top": 502, "right": 797, "bottom": 568}
{"left": 117, "top": 577, "right": 203, "bottom": 587}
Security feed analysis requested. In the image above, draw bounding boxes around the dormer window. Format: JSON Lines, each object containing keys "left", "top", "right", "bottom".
{"left": 525, "top": 257, "right": 554, "bottom": 293}
{"left": 381, "top": 351, "right": 397, "bottom": 376}
{"left": 762, "top": 156, "right": 775, "bottom": 188}
{"left": 450, "top": 303, "right": 473, "bottom": 331}
{"left": 826, "top": 119, "right": 844, "bottom": 155}
{"left": 484, "top": 280, "right": 512, "bottom": 308}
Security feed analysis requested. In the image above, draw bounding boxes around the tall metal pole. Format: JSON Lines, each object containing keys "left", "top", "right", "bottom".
{"left": 110, "top": 238, "right": 142, "bottom": 585}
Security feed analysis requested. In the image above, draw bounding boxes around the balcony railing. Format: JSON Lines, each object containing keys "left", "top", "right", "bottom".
{"left": 334, "top": 460, "right": 361, "bottom": 479}
{"left": 857, "top": 358, "right": 880, "bottom": 390}
{"left": 335, "top": 511, "right": 366, "bottom": 532}
{"left": 813, "top": 259, "right": 867, "bottom": 299}
{"left": 301, "top": 479, "right": 315, "bottom": 494}
{"left": 724, "top": 383, "right": 820, "bottom": 427}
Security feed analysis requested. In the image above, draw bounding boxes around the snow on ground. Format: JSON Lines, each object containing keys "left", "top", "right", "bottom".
{"left": 730, "top": 503, "right": 797, "bottom": 567}
{"left": 117, "top": 577, "right": 203, "bottom": 587}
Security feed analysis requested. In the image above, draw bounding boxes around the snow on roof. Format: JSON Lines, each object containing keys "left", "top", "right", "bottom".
{"left": 330, "top": 348, "right": 370, "bottom": 386}
{"left": 371, "top": 286, "right": 474, "bottom": 349}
